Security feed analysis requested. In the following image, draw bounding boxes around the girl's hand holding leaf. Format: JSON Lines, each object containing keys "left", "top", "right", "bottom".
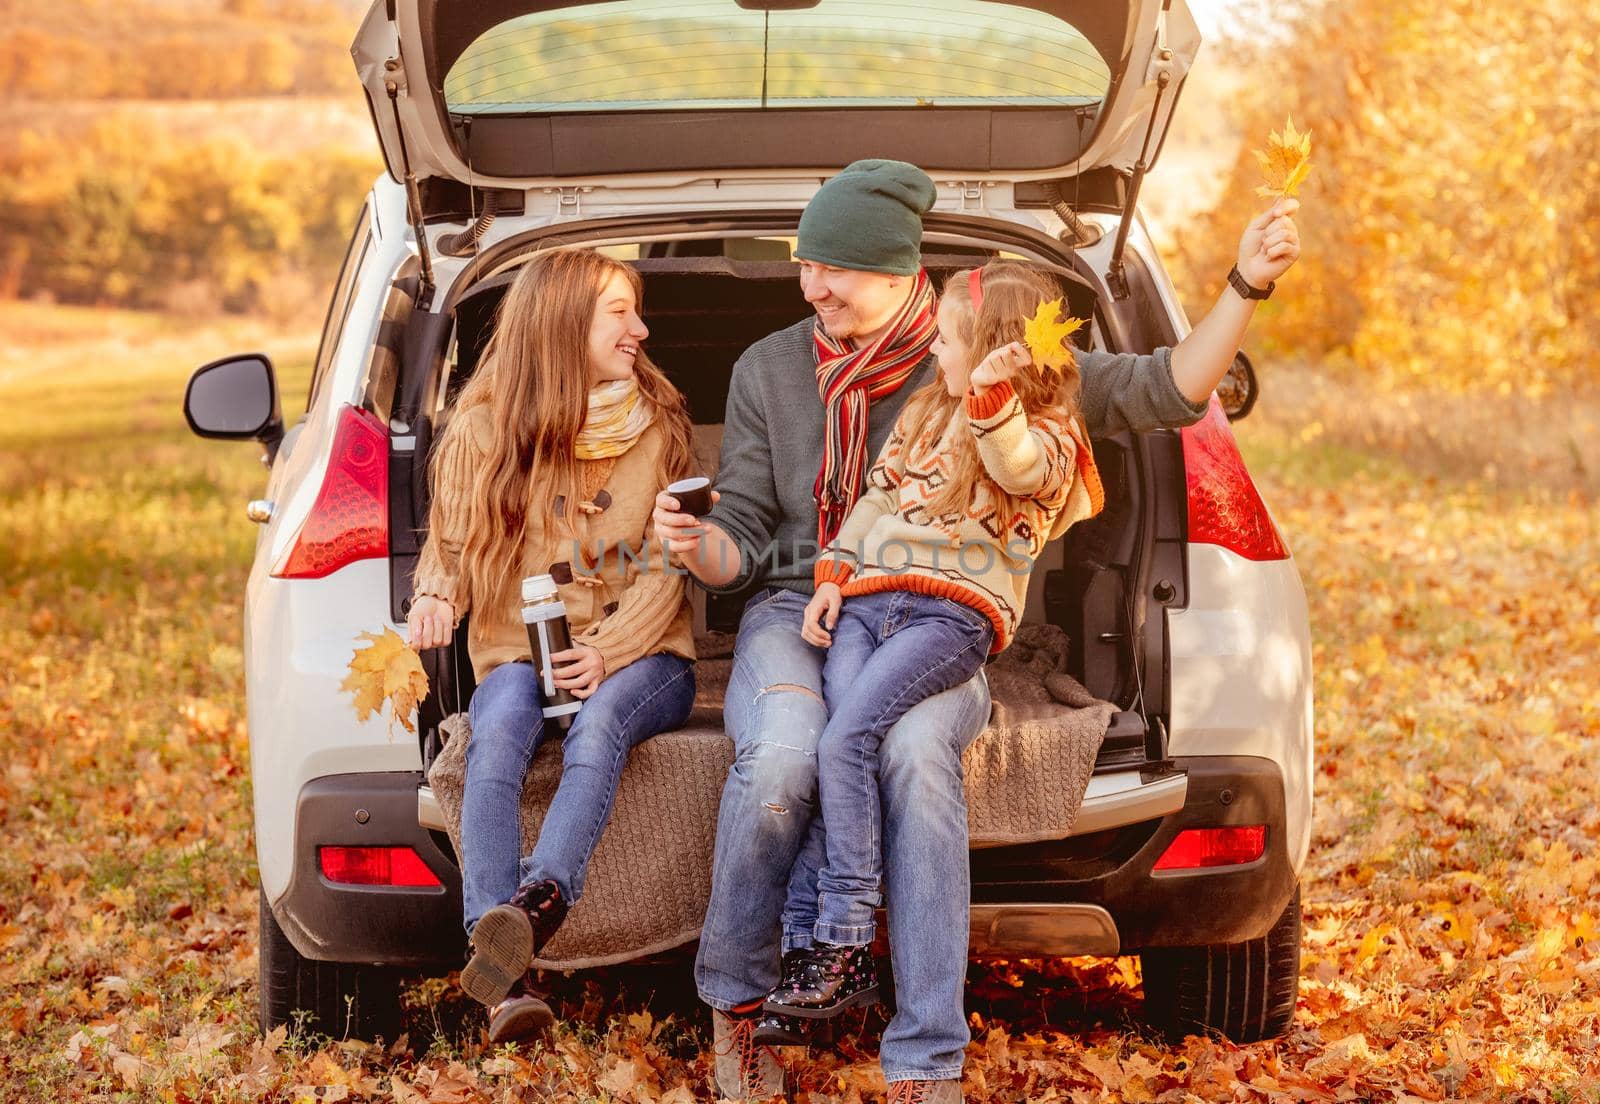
{"left": 342, "top": 627, "right": 431, "bottom": 737}
{"left": 406, "top": 594, "right": 455, "bottom": 651}
{"left": 969, "top": 342, "right": 1032, "bottom": 395}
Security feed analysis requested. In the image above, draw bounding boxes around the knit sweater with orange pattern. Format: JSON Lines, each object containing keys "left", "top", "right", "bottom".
{"left": 812, "top": 379, "right": 1103, "bottom": 653}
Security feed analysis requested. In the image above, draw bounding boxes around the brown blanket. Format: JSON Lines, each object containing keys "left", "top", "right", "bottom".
{"left": 427, "top": 622, "right": 1113, "bottom": 969}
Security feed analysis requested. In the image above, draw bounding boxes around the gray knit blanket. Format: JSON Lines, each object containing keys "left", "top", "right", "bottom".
{"left": 427, "top": 622, "right": 1113, "bottom": 969}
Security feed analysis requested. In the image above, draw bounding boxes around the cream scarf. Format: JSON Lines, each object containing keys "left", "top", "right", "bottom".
{"left": 575, "top": 379, "right": 653, "bottom": 459}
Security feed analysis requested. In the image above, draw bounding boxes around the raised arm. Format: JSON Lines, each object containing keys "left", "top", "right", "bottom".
{"left": 1170, "top": 198, "right": 1302, "bottom": 403}
{"left": 1080, "top": 198, "right": 1301, "bottom": 436}
{"left": 966, "top": 381, "right": 1076, "bottom": 501}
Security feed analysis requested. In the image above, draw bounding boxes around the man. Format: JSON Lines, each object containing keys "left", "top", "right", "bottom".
{"left": 654, "top": 159, "right": 1300, "bottom": 1103}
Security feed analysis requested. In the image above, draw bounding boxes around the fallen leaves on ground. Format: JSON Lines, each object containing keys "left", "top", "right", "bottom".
{"left": 1, "top": 305, "right": 1597, "bottom": 1100}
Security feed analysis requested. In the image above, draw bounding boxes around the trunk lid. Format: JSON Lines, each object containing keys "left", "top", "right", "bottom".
{"left": 352, "top": 0, "right": 1198, "bottom": 190}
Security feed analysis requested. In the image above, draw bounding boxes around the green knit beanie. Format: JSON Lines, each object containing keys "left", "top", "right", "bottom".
{"left": 795, "top": 159, "right": 937, "bottom": 276}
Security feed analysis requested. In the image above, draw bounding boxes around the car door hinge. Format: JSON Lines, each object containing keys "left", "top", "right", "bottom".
{"left": 546, "top": 185, "right": 593, "bottom": 220}
{"left": 382, "top": 55, "right": 407, "bottom": 96}
{"left": 1146, "top": 6, "right": 1182, "bottom": 82}
{"left": 945, "top": 180, "right": 993, "bottom": 213}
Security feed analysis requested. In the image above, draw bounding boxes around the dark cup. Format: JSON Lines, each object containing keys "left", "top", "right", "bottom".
{"left": 668, "top": 476, "right": 713, "bottom": 517}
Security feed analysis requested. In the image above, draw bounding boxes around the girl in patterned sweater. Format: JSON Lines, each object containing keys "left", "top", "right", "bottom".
{"left": 762, "top": 261, "right": 1103, "bottom": 1020}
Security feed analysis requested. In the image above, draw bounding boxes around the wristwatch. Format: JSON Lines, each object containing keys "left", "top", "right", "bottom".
{"left": 1227, "top": 264, "right": 1274, "bottom": 301}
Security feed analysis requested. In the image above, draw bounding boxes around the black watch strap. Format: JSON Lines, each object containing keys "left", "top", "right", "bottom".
{"left": 1228, "top": 264, "right": 1274, "bottom": 300}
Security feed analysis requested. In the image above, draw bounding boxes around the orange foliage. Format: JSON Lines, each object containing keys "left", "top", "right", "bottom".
{"left": 0, "top": 119, "right": 377, "bottom": 313}
{"left": 1177, "top": 0, "right": 1600, "bottom": 396}
{"left": 0, "top": 3, "right": 354, "bottom": 99}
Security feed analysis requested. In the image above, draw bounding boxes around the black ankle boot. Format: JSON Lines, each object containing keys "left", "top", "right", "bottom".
{"left": 751, "top": 1007, "right": 811, "bottom": 1047}
{"left": 762, "top": 942, "right": 879, "bottom": 1019}
{"left": 460, "top": 881, "right": 569, "bottom": 1007}
{"left": 751, "top": 950, "right": 817, "bottom": 1045}
{"left": 507, "top": 879, "right": 568, "bottom": 956}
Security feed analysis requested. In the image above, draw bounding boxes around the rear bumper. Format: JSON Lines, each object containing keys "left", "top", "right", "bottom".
{"left": 276, "top": 755, "right": 1294, "bottom": 967}
{"left": 270, "top": 773, "right": 464, "bottom": 967}
{"left": 970, "top": 755, "right": 1297, "bottom": 952}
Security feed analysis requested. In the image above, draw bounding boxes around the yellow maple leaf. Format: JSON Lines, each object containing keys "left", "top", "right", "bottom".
{"left": 341, "top": 628, "right": 430, "bottom": 737}
{"left": 1254, "top": 114, "right": 1313, "bottom": 199}
{"left": 1021, "top": 297, "right": 1085, "bottom": 382}
{"left": 1571, "top": 912, "right": 1596, "bottom": 951}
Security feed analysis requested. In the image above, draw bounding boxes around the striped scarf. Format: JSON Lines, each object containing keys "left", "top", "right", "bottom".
{"left": 574, "top": 379, "right": 652, "bottom": 460}
{"left": 812, "top": 269, "right": 937, "bottom": 545}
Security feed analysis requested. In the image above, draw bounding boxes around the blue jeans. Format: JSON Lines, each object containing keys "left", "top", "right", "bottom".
{"left": 459, "top": 652, "right": 695, "bottom": 935}
{"left": 814, "top": 591, "right": 993, "bottom": 945}
{"left": 694, "top": 587, "right": 992, "bottom": 1083}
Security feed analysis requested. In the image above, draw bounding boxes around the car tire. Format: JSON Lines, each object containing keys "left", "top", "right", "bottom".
{"left": 1139, "top": 883, "right": 1301, "bottom": 1043}
{"left": 258, "top": 887, "right": 405, "bottom": 1041}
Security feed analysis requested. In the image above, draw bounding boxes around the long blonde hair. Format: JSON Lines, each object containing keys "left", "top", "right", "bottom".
{"left": 900, "top": 261, "right": 1084, "bottom": 521}
{"left": 435, "top": 248, "right": 694, "bottom": 622}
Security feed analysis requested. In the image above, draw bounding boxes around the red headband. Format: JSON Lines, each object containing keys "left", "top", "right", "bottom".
{"left": 968, "top": 267, "right": 985, "bottom": 312}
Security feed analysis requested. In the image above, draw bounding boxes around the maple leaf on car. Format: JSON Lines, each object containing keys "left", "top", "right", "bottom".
{"left": 341, "top": 628, "right": 430, "bottom": 736}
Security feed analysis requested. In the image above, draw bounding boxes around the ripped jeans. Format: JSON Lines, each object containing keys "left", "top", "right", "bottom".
{"left": 694, "top": 586, "right": 991, "bottom": 1083}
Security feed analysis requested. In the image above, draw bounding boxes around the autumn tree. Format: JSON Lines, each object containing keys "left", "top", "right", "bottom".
{"left": 1177, "top": 0, "right": 1600, "bottom": 396}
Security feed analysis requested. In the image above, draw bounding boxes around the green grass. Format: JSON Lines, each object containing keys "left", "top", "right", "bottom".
{"left": 0, "top": 301, "right": 314, "bottom": 1092}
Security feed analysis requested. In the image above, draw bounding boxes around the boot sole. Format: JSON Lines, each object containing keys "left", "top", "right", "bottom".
{"left": 461, "top": 904, "right": 533, "bottom": 1006}
{"left": 761, "top": 984, "right": 881, "bottom": 1020}
{"left": 487, "top": 994, "right": 556, "bottom": 1045}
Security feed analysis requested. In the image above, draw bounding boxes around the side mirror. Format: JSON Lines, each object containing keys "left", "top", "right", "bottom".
{"left": 184, "top": 353, "right": 284, "bottom": 462}
{"left": 1219, "top": 350, "right": 1259, "bottom": 422}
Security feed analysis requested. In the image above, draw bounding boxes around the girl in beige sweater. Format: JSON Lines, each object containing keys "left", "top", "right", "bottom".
{"left": 762, "top": 262, "right": 1103, "bottom": 1020}
{"left": 407, "top": 248, "right": 697, "bottom": 1043}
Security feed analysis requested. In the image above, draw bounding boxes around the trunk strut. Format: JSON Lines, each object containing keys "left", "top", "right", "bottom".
{"left": 384, "top": 63, "right": 436, "bottom": 310}
{"left": 1105, "top": 67, "right": 1173, "bottom": 302}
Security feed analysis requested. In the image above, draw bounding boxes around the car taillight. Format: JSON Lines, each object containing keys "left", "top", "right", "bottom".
{"left": 1153, "top": 826, "right": 1267, "bottom": 871}
{"left": 1180, "top": 397, "right": 1288, "bottom": 561}
{"left": 274, "top": 405, "right": 388, "bottom": 579}
{"left": 319, "top": 846, "right": 442, "bottom": 887}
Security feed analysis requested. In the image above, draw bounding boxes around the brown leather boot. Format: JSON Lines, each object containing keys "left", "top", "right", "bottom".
{"left": 486, "top": 973, "right": 555, "bottom": 1045}
{"left": 710, "top": 1008, "right": 785, "bottom": 1102}
{"left": 888, "top": 1079, "right": 963, "bottom": 1104}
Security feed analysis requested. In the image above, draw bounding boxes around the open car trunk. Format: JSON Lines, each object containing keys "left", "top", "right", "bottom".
{"left": 400, "top": 242, "right": 1180, "bottom": 966}
{"left": 417, "top": 245, "right": 1162, "bottom": 741}
{"left": 354, "top": 0, "right": 1198, "bottom": 188}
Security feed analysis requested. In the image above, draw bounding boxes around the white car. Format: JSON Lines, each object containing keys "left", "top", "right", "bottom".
{"left": 184, "top": 0, "right": 1312, "bottom": 1043}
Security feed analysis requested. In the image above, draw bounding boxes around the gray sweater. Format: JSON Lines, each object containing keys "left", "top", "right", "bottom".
{"left": 702, "top": 317, "right": 1209, "bottom": 596}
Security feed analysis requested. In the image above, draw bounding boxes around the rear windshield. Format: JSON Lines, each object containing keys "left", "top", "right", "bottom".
{"left": 443, "top": 0, "right": 1112, "bottom": 115}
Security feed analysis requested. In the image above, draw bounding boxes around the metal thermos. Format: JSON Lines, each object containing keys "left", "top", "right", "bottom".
{"left": 521, "top": 573, "right": 581, "bottom": 731}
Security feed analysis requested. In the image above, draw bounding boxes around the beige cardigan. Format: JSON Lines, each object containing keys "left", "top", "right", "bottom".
{"left": 412, "top": 405, "right": 695, "bottom": 683}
